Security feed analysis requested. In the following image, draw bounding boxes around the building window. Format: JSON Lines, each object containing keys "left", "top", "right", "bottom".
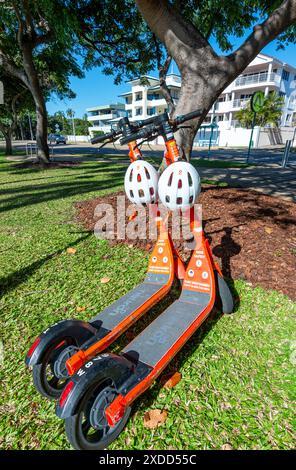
{"left": 147, "top": 107, "right": 156, "bottom": 116}
{"left": 282, "top": 70, "right": 290, "bottom": 81}
{"left": 147, "top": 93, "right": 161, "bottom": 100}
{"left": 135, "top": 93, "right": 142, "bottom": 101}
{"left": 170, "top": 90, "right": 179, "bottom": 99}
{"left": 127, "top": 110, "right": 132, "bottom": 118}
{"left": 135, "top": 108, "right": 142, "bottom": 116}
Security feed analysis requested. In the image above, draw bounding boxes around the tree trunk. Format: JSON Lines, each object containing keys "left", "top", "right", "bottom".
{"left": 22, "top": 44, "right": 50, "bottom": 165}
{"left": 4, "top": 132, "right": 13, "bottom": 156}
{"left": 34, "top": 96, "right": 50, "bottom": 164}
{"left": 173, "top": 67, "right": 228, "bottom": 160}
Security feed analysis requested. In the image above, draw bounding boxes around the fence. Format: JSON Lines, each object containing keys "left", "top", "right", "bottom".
{"left": 66, "top": 135, "right": 90, "bottom": 143}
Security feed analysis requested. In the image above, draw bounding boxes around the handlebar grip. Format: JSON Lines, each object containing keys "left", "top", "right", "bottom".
{"left": 135, "top": 115, "right": 159, "bottom": 128}
{"left": 91, "top": 131, "right": 117, "bottom": 145}
{"left": 120, "top": 125, "right": 153, "bottom": 145}
{"left": 174, "top": 109, "right": 203, "bottom": 125}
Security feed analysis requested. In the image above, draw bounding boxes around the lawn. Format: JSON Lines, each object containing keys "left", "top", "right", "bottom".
{"left": 0, "top": 153, "right": 295, "bottom": 450}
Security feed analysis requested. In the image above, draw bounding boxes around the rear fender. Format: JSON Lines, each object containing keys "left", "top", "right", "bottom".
{"left": 56, "top": 353, "right": 134, "bottom": 419}
{"left": 25, "top": 319, "right": 97, "bottom": 367}
{"left": 216, "top": 273, "right": 234, "bottom": 314}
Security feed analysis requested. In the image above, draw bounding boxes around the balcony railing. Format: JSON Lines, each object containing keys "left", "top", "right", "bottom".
{"left": 232, "top": 98, "right": 250, "bottom": 108}
{"left": 235, "top": 72, "right": 281, "bottom": 87}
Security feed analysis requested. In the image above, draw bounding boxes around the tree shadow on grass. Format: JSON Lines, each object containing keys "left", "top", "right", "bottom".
{"left": 0, "top": 170, "right": 126, "bottom": 214}
{"left": 0, "top": 231, "right": 92, "bottom": 297}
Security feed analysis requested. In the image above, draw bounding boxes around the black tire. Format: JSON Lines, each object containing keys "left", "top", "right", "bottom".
{"left": 32, "top": 338, "right": 76, "bottom": 400}
{"left": 65, "top": 381, "right": 131, "bottom": 450}
{"left": 216, "top": 272, "right": 234, "bottom": 314}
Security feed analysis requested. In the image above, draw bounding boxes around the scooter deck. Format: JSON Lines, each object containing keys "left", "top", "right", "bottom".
{"left": 66, "top": 229, "right": 179, "bottom": 374}
{"left": 89, "top": 272, "right": 170, "bottom": 332}
{"left": 122, "top": 290, "right": 210, "bottom": 367}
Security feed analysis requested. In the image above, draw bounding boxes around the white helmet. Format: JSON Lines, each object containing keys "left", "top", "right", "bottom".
{"left": 124, "top": 160, "right": 159, "bottom": 205}
{"left": 158, "top": 161, "right": 201, "bottom": 211}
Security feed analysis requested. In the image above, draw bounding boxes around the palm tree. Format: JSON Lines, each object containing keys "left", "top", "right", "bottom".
{"left": 237, "top": 92, "right": 284, "bottom": 128}
{"left": 66, "top": 108, "right": 76, "bottom": 140}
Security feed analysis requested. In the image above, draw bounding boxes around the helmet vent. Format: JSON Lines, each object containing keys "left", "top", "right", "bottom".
{"left": 130, "top": 190, "right": 134, "bottom": 198}
{"left": 168, "top": 172, "right": 173, "bottom": 187}
{"left": 189, "top": 195, "right": 193, "bottom": 204}
{"left": 177, "top": 197, "right": 183, "bottom": 205}
{"left": 144, "top": 167, "right": 151, "bottom": 179}
{"left": 137, "top": 173, "right": 142, "bottom": 182}
{"left": 178, "top": 179, "right": 182, "bottom": 189}
{"left": 129, "top": 169, "right": 133, "bottom": 182}
{"left": 138, "top": 189, "right": 144, "bottom": 198}
{"left": 188, "top": 172, "right": 193, "bottom": 187}
{"left": 165, "top": 195, "right": 170, "bottom": 203}
{"left": 150, "top": 187, "right": 154, "bottom": 195}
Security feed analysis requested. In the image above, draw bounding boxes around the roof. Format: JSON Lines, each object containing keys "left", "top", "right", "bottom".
{"left": 126, "top": 74, "right": 160, "bottom": 85}
{"left": 86, "top": 103, "right": 125, "bottom": 112}
{"left": 252, "top": 53, "right": 296, "bottom": 73}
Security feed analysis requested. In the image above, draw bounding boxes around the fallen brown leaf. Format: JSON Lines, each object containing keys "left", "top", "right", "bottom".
{"left": 143, "top": 409, "right": 168, "bottom": 429}
{"left": 67, "top": 247, "right": 77, "bottom": 255}
{"left": 100, "top": 277, "right": 111, "bottom": 284}
{"left": 221, "top": 443, "right": 233, "bottom": 450}
{"left": 264, "top": 227, "right": 273, "bottom": 234}
{"left": 76, "top": 306, "right": 86, "bottom": 312}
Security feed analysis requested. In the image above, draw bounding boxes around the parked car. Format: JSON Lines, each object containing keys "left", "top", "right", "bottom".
{"left": 48, "top": 134, "right": 67, "bottom": 145}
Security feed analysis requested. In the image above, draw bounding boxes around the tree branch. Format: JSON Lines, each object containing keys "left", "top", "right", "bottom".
{"left": 135, "top": 0, "right": 218, "bottom": 72}
{"left": 0, "top": 51, "right": 28, "bottom": 86}
{"left": 81, "top": 33, "right": 143, "bottom": 65}
{"left": 228, "top": 0, "right": 296, "bottom": 73}
{"left": 11, "top": 0, "right": 25, "bottom": 46}
{"left": 153, "top": 35, "right": 175, "bottom": 115}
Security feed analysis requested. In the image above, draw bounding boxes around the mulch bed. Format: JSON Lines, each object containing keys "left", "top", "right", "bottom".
{"left": 75, "top": 187, "right": 296, "bottom": 300}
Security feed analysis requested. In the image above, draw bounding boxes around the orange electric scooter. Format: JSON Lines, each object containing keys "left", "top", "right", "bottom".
{"left": 25, "top": 118, "right": 185, "bottom": 400}
{"left": 55, "top": 110, "right": 234, "bottom": 450}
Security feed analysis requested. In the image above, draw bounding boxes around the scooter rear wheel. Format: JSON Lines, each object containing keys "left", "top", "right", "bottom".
{"left": 32, "top": 338, "right": 78, "bottom": 400}
{"left": 65, "top": 380, "right": 131, "bottom": 450}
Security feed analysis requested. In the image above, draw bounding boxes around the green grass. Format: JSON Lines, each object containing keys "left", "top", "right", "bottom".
{"left": 0, "top": 153, "right": 295, "bottom": 450}
{"left": 192, "top": 158, "right": 249, "bottom": 169}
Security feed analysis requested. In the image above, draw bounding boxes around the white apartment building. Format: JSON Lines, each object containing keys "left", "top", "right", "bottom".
{"left": 87, "top": 103, "right": 126, "bottom": 137}
{"left": 207, "top": 53, "right": 296, "bottom": 130}
{"left": 119, "top": 54, "right": 296, "bottom": 127}
{"left": 119, "top": 73, "right": 181, "bottom": 120}
{"left": 87, "top": 53, "right": 296, "bottom": 146}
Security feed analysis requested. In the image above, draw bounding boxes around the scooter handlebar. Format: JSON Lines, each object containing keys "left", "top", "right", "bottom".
{"left": 91, "top": 129, "right": 120, "bottom": 145}
{"left": 119, "top": 125, "right": 155, "bottom": 145}
{"left": 173, "top": 109, "right": 203, "bottom": 126}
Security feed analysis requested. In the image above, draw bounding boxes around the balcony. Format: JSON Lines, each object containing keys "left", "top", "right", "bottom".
{"left": 147, "top": 97, "right": 166, "bottom": 107}
{"left": 87, "top": 113, "right": 114, "bottom": 122}
{"left": 232, "top": 98, "right": 249, "bottom": 109}
{"left": 234, "top": 72, "right": 281, "bottom": 87}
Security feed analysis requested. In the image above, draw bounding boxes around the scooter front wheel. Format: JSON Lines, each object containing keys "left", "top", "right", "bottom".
{"left": 65, "top": 380, "right": 131, "bottom": 450}
{"left": 32, "top": 338, "right": 79, "bottom": 400}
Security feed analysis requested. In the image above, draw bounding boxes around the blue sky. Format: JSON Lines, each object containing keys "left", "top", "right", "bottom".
{"left": 47, "top": 34, "right": 296, "bottom": 118}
